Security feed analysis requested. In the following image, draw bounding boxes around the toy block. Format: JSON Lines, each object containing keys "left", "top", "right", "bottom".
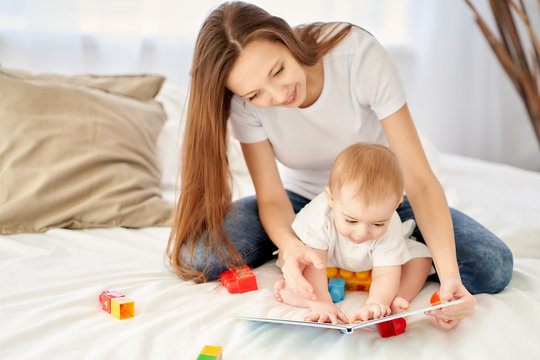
{"left": 197, "top": 345, "right": 223, "bottom": 360}
{"left": 328, "top": 277, "right": 345, "bottom": 303}
{"left": 327, "top": 267, "right": 372, "bottom": 291}
{"left": 220, "top": 265, "right": 258, "bottom": 294}
{"left": 111, "top": 296, "right": 135, "bottom": 320}
{"left": 378, "top": 317, "right": 406, "bottom": 338}
{"left": 430, "top": 290, "right": 442, "bottom": 305}
{"left": 99, "top": 290, "right": 134, "bottom": 320}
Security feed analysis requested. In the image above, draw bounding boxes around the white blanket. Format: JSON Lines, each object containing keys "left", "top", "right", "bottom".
{"left": 1, "top": 152, "right": 539, "bottom": 359}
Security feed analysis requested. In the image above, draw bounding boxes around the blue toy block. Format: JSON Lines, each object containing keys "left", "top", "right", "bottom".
{"left": 328, "top": 277, "right": 345, "bottom": 303}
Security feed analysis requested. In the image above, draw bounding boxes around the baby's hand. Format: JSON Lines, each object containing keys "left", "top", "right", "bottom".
{"left": 304, "top": 301, "right": 349, "bottom": 325}
{"left": 350, "top": 302, "right": 391, "bottom": 323}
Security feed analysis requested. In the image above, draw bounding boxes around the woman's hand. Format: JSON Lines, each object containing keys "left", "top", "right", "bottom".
{"left": 305, "top": 301, "right": 349, "bottom": 324}
{"left": 278, "top": 240, "right": 325, "bottom": 302}
{"left": 425, "top": 277, "right": 476, "bottom": 330}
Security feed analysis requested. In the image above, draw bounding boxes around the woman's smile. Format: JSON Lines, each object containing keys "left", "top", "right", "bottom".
{"left": 282, "top": 86, "right": 297, "bottom": 106}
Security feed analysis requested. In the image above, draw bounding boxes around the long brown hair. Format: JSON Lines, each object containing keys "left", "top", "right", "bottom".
{"left": 167, "top": 1, "right": 353, "bottom": 283}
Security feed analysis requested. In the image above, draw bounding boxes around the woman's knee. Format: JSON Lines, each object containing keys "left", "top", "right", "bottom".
{"left": 491, "top": 247, "right": 514, "bottom": 293}
{"left": 180, "top": 245, "right": 230, "bottom": 281}
{"left": 179, "top": 199, "right": 275, "bottom": 281}
{"left": 456, "top": 231, "right": 514, "bottom": 294}
{"left": 178, "top": 194, "right": 282, "bottom": 282}
{"left": 468, "top": 245, "right": 513, "bottom": 294}
{"left": 451, "top": 208, "right": 514, "bottom": 294}
{"left": 180, "top": 241, "right": 276, "bottom": 282}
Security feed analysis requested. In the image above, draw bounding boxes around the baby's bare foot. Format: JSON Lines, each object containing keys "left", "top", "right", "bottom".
{"left": 390, "top": 296, "right": 410, "bottom": 315}
{"left": 274, "top": 279, "right": 286, "bottom": 302}
{"left": 274, "top": 278, "right": 310, "bottom": 308}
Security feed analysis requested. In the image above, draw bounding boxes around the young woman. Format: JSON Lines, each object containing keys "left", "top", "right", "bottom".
{"left": 167, "top": 1, "right": 513, "bottom": 329}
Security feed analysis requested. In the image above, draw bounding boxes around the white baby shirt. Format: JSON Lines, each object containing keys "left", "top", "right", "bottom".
{"left": 229, "top": 26, "right": 407, "bottom": 200}
{"left": 291, "top": 192, "right": 431, "bottom": 272}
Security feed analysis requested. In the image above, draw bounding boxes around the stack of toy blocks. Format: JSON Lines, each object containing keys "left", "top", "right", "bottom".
{"left": 99, "top": 290, "right": 134, "bottom": 320}
{"left": 197, "top": 345, "right": 223, "bottom": 360}
{"left": 326, "top": 267, "right": 372, "bottom": 291}
{"left": 220, "top": 265, "right": 258, "bottom": 294}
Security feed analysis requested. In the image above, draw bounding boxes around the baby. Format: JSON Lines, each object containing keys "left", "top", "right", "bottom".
{"left": 274, "top": 142, "right": 433, "bottom": 324}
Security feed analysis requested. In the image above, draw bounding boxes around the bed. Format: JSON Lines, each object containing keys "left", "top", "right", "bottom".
{"left": 1, "top": 72, "right": 539, "bottom": 360}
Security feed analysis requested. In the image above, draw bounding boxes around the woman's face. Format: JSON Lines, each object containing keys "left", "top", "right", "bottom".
{"left": 226, "top": 39, "right": 308, "bottom": 108}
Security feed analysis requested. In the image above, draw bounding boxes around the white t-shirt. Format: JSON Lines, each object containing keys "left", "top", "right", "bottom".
{"left": 229, "top": 26, "right": 407, "bottom": 199}
{"left": 291, "top": 192, "right": 431, "bottom": 272}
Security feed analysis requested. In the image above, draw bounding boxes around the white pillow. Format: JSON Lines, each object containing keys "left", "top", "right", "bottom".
{"left": 155, "top": 83, "right": 253, "bottom": 200}
{"left": 156, "top": 83, "right": 187, "bottom": 190}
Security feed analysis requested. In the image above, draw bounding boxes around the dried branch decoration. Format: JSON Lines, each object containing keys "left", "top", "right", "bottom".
{"left": 464, "top": 0, "right": 540, "bottom": 145}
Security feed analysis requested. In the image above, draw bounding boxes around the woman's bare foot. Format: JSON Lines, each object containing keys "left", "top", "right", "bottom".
{"left": 390, "top": 296, "right": 410, "bottom": 315}
{"left": 274, "top": 279, "right": 310, "bottom": 308}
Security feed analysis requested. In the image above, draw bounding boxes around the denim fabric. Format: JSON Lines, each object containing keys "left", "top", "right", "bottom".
{"left": 183, "top": 191, "right": 513, "bottom": 294}
{"left": 396, "top": 197, "right": 513, "bottom": 294}
{"left": 183, "top": 191, "right": 310, "bottom": 281}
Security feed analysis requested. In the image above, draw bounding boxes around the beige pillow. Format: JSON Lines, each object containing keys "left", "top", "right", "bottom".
{"left": 0, "top": 68, "right": 174, "bottom": 234}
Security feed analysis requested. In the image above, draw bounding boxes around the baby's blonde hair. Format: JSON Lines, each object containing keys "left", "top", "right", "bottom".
{"left": 329, "top": 142, "right": 404, "bottom": 205}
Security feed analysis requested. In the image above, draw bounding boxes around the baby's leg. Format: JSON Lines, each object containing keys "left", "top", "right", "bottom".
{"left": 274, "top": 279, "right": 311, "bottom": 308}
{"left": 391, "top": 257, "right": 432, "bottom": 314}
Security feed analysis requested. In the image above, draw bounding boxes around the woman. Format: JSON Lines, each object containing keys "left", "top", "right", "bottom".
{"left": 167, "top": 1, "right": 513, "bottom": 329}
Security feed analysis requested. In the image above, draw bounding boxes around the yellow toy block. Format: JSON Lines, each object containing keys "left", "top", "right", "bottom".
{"left": 110, "top": 296, "right": 135, "bottom": 320}
{"left": 327, "top": 267, "right": 372, "bottom": 291}
{"left": 197, "top": 345, "right": 223, "bottom": 360}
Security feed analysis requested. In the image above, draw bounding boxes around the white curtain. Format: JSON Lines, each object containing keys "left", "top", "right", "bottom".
{"left": 0, "top": 0, "right": 407, "bottom": 102}
{"left": 0, "top": 0, "right": 539, "bottom": 170}
{"left": 401, "top": 0, "right": 540, "bottom": 170}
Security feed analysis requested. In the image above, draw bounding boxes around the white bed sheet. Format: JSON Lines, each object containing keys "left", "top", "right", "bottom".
{"left": 1, "top": 153, "right": 540, "bottom": 360}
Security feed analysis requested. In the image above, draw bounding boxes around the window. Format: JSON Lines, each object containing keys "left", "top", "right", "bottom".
{"left": 0, "top": 0, "right": 409, "bottom": 43}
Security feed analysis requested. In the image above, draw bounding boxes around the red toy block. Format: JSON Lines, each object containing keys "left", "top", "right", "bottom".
{"left": 378, "top": 290, "right": 440, "bottom": 337}
{"left": 377, "top": 317, "right": 406, "bottom": 338}
{"left": 99, "top": 290, "right": 125, "bottom": 312}
{"left": 99, "top": 290, "right": 134, "bottom": 320}
{"left": 220, "top": 265, "right": 258, "bottom": 294}
{"left": 430, "top": 290, "right": 442, "bottom": 305}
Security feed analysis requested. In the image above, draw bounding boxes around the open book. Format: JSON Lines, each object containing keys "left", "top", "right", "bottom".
{"left": 237, "top": 299, "right": 463, "bottom": 334}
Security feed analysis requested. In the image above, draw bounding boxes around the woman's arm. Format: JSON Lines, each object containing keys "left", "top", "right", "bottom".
{"left": 241, "top": 140, "right": 324, "bottom": 300}
{"left": 380, "top": 104, "right": 476, "bottom": 329}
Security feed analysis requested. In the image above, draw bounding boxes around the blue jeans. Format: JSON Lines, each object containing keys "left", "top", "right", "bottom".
{"left": 183, "top": 191, "right": 513, "bottom": 294}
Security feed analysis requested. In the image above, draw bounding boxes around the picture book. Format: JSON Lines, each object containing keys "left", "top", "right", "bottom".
{"left": 237, "top": 299, "right": 463, "bottom": 334}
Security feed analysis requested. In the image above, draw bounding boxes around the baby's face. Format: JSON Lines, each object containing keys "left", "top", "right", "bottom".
{"left": 327, "top": 185, "right": 400, "bottom": 244}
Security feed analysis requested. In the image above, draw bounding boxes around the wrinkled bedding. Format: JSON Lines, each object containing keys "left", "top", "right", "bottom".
{"left": 1, "top": 152, "right": 539, "bottom": 359}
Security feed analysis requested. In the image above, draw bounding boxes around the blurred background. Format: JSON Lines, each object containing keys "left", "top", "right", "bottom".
{"left": 1, "top": 0, "right": 539, "bottom": 170}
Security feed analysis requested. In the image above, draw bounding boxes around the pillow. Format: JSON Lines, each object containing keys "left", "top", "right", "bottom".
{"left": 154, "top": 83, "right": 254, "bottom": 199}
{"left": 0, "top": 68, "right": 174, "bottom": 234}
{"left": 155, "top": 82, "right": 187, "bottom": 190}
